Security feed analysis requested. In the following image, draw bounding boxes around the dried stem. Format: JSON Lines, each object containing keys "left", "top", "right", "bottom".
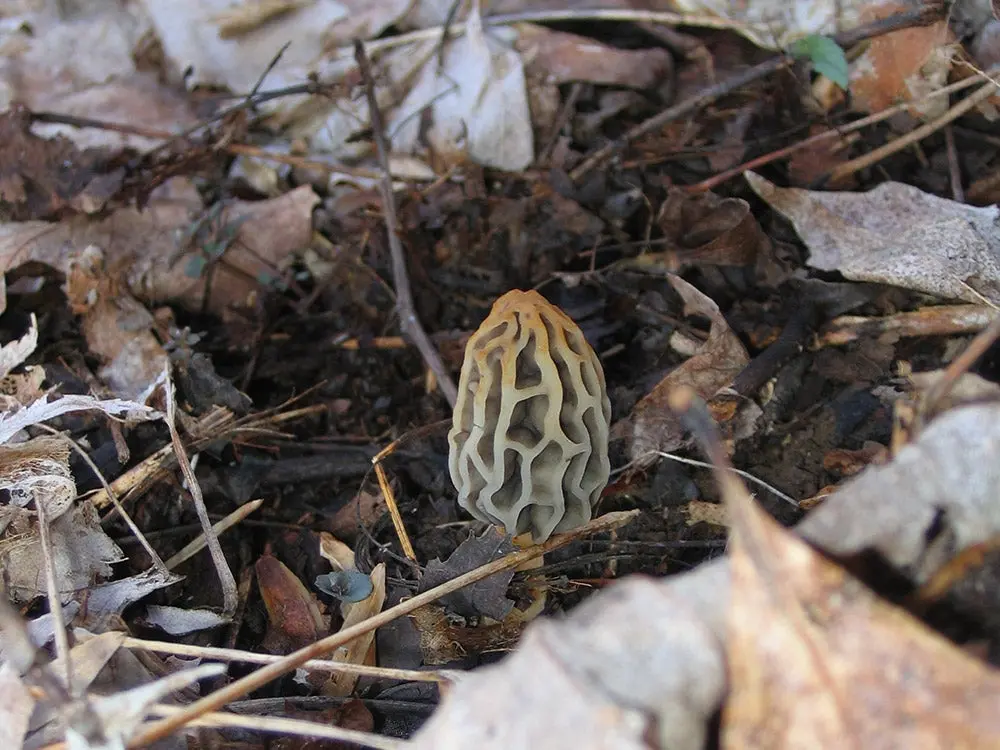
{"left": 828, "top": 77, "right": 1000, "bottom": 183}
{"left": 353, "top": 40, "right": 458, "bottom": 407}
{"left": 162, "top": 368, "right": 238, "bottom": 616}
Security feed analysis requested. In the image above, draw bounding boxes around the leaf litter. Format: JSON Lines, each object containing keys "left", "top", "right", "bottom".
{"left": 4, "top": 0, "right": 1000, "bottom": 749}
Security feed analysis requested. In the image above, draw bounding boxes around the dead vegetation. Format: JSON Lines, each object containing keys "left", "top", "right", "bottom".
{"left": 4, "top": 0, "right": 1000, "bottom": 748}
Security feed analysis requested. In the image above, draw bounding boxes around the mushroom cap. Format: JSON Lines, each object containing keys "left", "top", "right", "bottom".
{"left": 448, "top": 289, "right": 612, "bottom": 541}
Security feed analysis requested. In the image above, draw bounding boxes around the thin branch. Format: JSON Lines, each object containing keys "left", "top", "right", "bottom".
{"left": 688, "top": 71, "right": 991, "bottom": 192}
{"left": 353, "top": 40, "right": 459, "bottom": 407}
{"left": 121, "top": 637, "right": 447, "bottom": 682}
{"left": 827, "top": 77, "right": 1000, "bottom": 183}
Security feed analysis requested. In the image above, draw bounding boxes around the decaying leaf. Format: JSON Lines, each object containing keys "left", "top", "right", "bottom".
{"left": 0, "top": 178, "right": 319, "bottom": 319}
{"left": 617, "top": 274, "right": 750, "bottom": 462}
{"left": 0, "top": 108, "right": 127, "bottom": 220}
{"left": 746, "top": 172, "right": 1000, "bottom": 305}
{"left": 725, "top": 465, "right": 1000, "bottom": 748}
{"left": 0, "top": 5, "right": 196, "bottom": 151}
{"left": 256, "top": 553, "right": 326, "bottom": 653}
{"left": 848, "top": 1, "right": 955, "bottom": 118}
{"left": 515, "top": 25, "right": 673, "bottom": 89}
{"left": 650, "top": 188, "right": 768, "bottom": 269}
{"left": 419, "top": 527, "right": 517, "bottom": 622}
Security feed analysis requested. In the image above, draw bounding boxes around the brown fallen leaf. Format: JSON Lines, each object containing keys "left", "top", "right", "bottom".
{"left": 649, "top": 188, "right": 766, "bottom": 270}
{"left": 848, "top": 1, "right": 955, "bottom": 118}
{"left": 724, "top": 450, "right": 1000, "bottom": 748}
{"left": 256, "top": 553, "right": 326, "bottom": 654}
{"left": 616, "top": 274, "right": 750, "bottom": 462}
{"left": 65, "top": 245, "right": 168, "bottom": 399}
{"left": 0, "top": 178, "right": 319, "bottom": 318}
{"left": 0, "top": 106, "right": 126, "bottom": 220}
{"left": 516, "top": 24, "right": 672, "bottom": 89}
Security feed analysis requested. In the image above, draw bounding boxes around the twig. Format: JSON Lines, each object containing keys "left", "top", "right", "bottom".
{"left": 164, "top": 499, "right": 263, "bottom": 570}
{"left": 643, "top": 451, "right": 799, "bottom": 507}
{"left": 827, "top": 78, "right": 999, "bottom": 183}
{"left": 922, "top": 315, "right": 1000, "bottom": 416}
{"left": 373, "top": 458, "right": 418, "bottom": 563}
{"left": 121, "top": 637, "right": 446, "bottom": 682}
{"left": 125, "top": 510, "right": 638, "bottom": 748}
{"left": 353, "top": 40, "right": 458, "bottom": 407}
{"left": 944, "top": 125, "right": 964, "bottom": 202}
{"left": 162, "top": 367, "right": 238, "bottom": 617}
{"left": 33, "top": 497, "right": 72, "bottom": 691}
{"left": 149, "top": 703, "right": 402, "bottom": 750}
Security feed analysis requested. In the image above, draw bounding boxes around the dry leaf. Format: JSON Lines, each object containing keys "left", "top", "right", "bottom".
{"left": 419, "top": 527, "right": 517, "bottom": 622}
{"left": 0, "top": 664, "right": 33, "bottom": 748}
{"left": 141, "top": 0, "right": 350, "bottom": 94}
{"left": 0, "top": 5, "right": 196, "bottom": 151}
{"left": 725, "top": 474, "right": 1000, "bottom": 748}
{"left": 619, "top": 275, "right": 749, "bottom": 462}
{"left": 256, "top": 553, "right": 326, "bottom": 653}
{"left": 651, "top": 188, "right": 767, "bottom": 269}
{"left": 516, "top": 24, "right": 672, "bottom": 89}
{"left": 746, "top": 172, "right": 1000, "bottom": 305}
{"left": 848, "top": 2, "right": 955, "bottom": 118}
{"left": 388, "top": 7, "right": 534, "bottom": 171}
{"left": 0, "top": 314, "right": 37, "bottom": 380}
{"left": 0, "top": 178, "right": 320, "bottom": 319}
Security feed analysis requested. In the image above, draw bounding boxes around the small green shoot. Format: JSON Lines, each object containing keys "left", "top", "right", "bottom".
{"left": 793, "top": 34, "right": 849, "bottom": 90}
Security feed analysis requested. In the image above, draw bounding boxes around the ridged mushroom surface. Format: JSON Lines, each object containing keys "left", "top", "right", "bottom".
{"left": 448, "top": 290, "right": 611, "bottom": 541}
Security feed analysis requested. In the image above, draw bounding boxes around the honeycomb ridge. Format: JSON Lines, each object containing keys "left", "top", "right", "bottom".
{"left": 448, "top": 290, "right": 611, "bottom": 541}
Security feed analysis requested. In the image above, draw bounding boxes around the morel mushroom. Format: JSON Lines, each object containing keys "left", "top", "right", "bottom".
{"left": 448, "top": 290, "right": 611, "bottom": 541}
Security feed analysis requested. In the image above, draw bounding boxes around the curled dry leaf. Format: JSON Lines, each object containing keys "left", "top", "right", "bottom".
{"left": 651, "top": 188, "right": 767, "bottom": 269}
{"left": 140, "top": 0, "right": 352, "bottom": 94}
{"left": 617, "top": 274, "right": 750, "bottom": 463}
{"left": 746, "top": 172, "right": 1000, "bottom": 305}
{"left": 0, "top": 314, "right": 38, "bottom": 380}
{"left": 388, "top": 8, "right": 534, "bottom": 171}
{"left": 725, "top": 473, "right": 1000, "bottom": 748}
{"left": 0, "top": 437, "right": 128, "bottom": 609}
{"left": 66, "top": 245, "right": 168, "bottom": 399}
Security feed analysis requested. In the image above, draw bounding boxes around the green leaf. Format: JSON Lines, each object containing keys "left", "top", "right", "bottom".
{"left": 793, "top": 34, "right": 849, "bottom": 90}
{"left": 184, "top": 255, "right": 207, "bottom": 278}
